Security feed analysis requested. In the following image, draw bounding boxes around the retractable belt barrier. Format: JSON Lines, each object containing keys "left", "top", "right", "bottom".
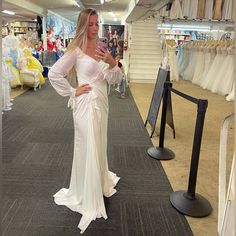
{"left": 148, "top": 82, "right": 212, "bottom": 217}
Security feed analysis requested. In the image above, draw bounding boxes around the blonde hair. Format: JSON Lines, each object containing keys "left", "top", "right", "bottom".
{"left": 67, "top": 8, "right": 98, "bottom": 87}
{"left": 67, "top": 8, "right": 98, "bottom": 53}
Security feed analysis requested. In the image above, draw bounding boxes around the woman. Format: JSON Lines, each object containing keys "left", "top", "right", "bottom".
{"left": 48, "top": 8, "right": 123, "bottom": 233}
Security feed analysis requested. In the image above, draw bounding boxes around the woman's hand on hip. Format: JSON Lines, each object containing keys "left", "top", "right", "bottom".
{"left": 75, "top": 84, "right": 92, "bottom": 96}
{"left": 95, "top": 48, "right": 116, "bottom": 68}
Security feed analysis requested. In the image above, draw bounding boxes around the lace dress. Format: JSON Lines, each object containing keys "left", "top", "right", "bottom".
{"left": 48, "top": 47, "right": 123, "bottom": 233}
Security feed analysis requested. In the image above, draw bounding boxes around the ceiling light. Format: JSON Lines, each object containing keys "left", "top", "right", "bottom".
{"left": 2, "top": 10, "right": 15, "bottom": 15}
{"left": 100, "top": 0, "right": 104, "bottom": 4}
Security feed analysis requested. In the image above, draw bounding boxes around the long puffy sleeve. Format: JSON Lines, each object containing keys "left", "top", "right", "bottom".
{"left": 101, "top": 63, "right": 123, "bottom": 85}
{"left": 48, "top": 48, "right": 80, "bottom": 97}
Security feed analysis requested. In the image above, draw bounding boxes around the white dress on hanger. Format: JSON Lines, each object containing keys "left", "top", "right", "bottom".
{"left": 189, "top": 0, "right": 198, "bottom": 19}
{"left": 181, "top": 0, "right": 191, "bottom": 17}
{"left": 177, "top": 44, "right": 184, "bottom": 71}
{"left": 211, "top": 46, "right": 234, "bottom": 95}
{"left": 192, "top": 45, "right": 205, "bottom": 85}
{"left": 202, "top": 46, "right": 225, "bottom": 91}
{"left": 204, "top": 0, "right": 214, "bottom": 19}
{"left": 200, "top": 45, "right": 216, "bottom": 87}
{"left": 2, "top": 61, "right": 14, "bottom": 111}
{"left": 182, "top": 45, "right": 198, "bottom": 81}
{"left": 179, "top": 44, "right": 190, "bottom": 77}
{"left": 166, "top": 42, "right": 179, "bottom": 81}
{"left": 48, "top": 47, "right": 122, "bottom": 234}
{"left": 222, "top": 0, "right": 233, "bottom": 20}
{"left": 170, "top": 0, "right": 183, "bottom": 19}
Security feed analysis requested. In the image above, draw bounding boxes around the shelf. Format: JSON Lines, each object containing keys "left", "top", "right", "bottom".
{"left": 160, "top": 17, "right": 234, "bottom": 26}
{"left": 160, "top": 33, "right": 190, "bottom": 35}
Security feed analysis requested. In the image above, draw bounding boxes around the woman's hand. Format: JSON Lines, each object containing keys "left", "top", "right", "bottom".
{"left": 75, "top": 84, "right": 92, "bottom": 96}
{"left": 95, "top": 48, "right": 116, "bottom": 68}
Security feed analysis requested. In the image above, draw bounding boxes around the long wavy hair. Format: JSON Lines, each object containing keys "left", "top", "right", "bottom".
{"left": 66, "top": 8, "right": 98, "bottom": 87}
{"left": 68, "top": 8, "right": 98, "bottom": 53}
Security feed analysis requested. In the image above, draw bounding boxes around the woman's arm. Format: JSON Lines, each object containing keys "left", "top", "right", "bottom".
{"left": 48, "top": 48, "right": 79, "bottom": 97}
{"left": 96, "top": 48, "right": 123, "bottom": 85}
{"left": 103, "top": 64, "right": 123, "bottom": 85}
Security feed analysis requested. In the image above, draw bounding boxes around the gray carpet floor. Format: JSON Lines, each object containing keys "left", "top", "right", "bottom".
{"left": 3, "top": 82, "right": 193, "bottom": 236}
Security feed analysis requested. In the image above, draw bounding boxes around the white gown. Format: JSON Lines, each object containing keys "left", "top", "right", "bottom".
{"left": 179, "top": 44, "right": 190, "bottom": 77}
{"left": 170, "top": 0, "right": 183, "bottom": 19}
{"left": 48, "top": 47, "right": 123, "bottom": 233}
{"left": 182, "top": 45, "right": 198, "bottom": 81}
{"left": 181, "top": 0, "right": 191, "bottom": 18}
{"left": 167, "top": 43, "right": 179, "bottom": 81}
{"left": 199, "top": 45, "right": 215, "bottom": 87}
{"left": 202, "top": 46, "right": 225, "bottom": 91}
{"left": 211, "top": 46, "right": 235, "bottom": 96}
{"left": 2, "top": 61, "right": 14, "bottom": 111}
{"left": 189, "top": 0, "right": 198, "bottom": 19}
{"left": 222, "top": 0, "right": 233, "bottom": 20}
{"left": 205, "top": 0, "right": 214, "bottom": 19}
{"left": 192, "top": 45, "right": 205, "bottom": 85}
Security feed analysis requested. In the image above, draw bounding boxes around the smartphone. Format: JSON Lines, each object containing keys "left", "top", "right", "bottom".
{"left": 97, "top": 37, "right": 108, "bottom": 51}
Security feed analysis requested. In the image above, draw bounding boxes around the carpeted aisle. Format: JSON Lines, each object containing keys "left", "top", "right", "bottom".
{"left": 3, "top": 82, "right": 193, "bottom": 236}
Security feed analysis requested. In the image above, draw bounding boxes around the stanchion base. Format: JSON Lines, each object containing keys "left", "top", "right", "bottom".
{"left": 147, "top": 147, "right": 175, "bottom": 160}
{"left": 170, "top": 190, "right": 212, "bottom": 217}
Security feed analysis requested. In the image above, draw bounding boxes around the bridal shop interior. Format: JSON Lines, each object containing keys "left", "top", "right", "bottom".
{"left": 2, "top": 0, "right": 235, "bottom": 235}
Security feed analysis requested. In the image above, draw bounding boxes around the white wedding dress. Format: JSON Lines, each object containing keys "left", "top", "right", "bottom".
{"left": 181, "top": 0, "right": 190, "bottom": 18}
{"left": 192, "top": 45, "right": 205, "bottom": 85}
{"left": 48, "top": 47, "right": 122, "bottom": 233}
{"left": 202, "top": 46, "right": 225, "bottom": 91}
{"left": 182, "top": 45, "right": 198, "bottom": 81}
{"left": 205, "top": 0, "right": 214, "bottom": 19}
{"left": 222, "top": 0, "right": 233, "bottom": 20}
{"left": 166, "top": 43, "right": 179, "bottom": 81}
{"left": 211, "top": 46, "right": 235, "bottom": 96}
{"left": 170, "top": 0, "right": 183, "bottom": 19}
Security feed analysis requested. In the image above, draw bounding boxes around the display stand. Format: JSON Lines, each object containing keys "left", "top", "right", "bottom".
{"left": 167, "top": 85, "right": 212, "bottom": 217}
{"left": 144, "top": 68, "right": 175, "bottom": 138}
{"left": 147, "top": 82, "right": 175, "bottom": 160}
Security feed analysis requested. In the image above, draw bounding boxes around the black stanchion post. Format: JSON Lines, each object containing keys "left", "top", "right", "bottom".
{"left": 170, "top": 99, "right": 212, "bottom": 217}
{"left": 147, "top": 82, "right": 175, "bottom": 160}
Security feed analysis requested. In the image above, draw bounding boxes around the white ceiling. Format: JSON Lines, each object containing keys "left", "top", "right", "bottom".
{"left": 2, "top": 2, "right": 38, "bottom": 23}
{"left": 2, "top": 0, "right": 166, "bottom": 24}
{"left": 2, "top": 0, "right": 132, "bottom": 23}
